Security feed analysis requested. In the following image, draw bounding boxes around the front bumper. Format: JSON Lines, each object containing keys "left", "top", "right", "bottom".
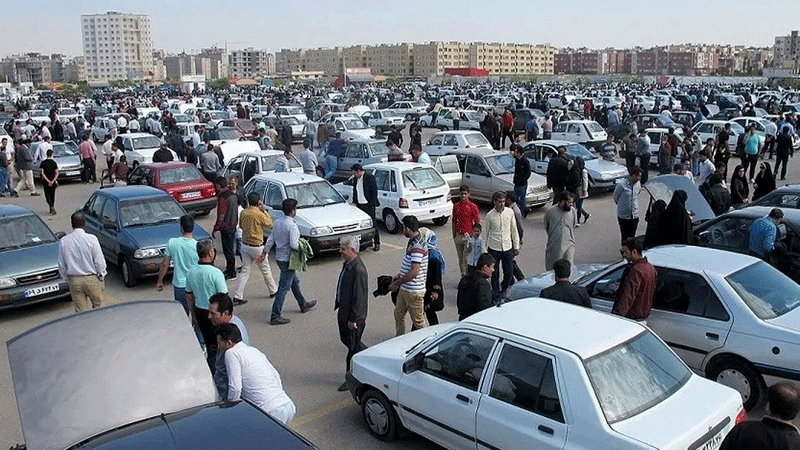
{"left": 526, "top": 189, "right": 553, "bottom": 207}
{"left": 130, "top": 255, "right": 165, "bottom": 278}
{"left": 307, "top": 228, "right": 376, "bottom": 254}
{"left": 346, "top": 372, "right": 362, "bottom": 403}
{"left": 592, "top": 176, "right": 628, "bottom": 191}
{"left": 0, "top": 278, "right": 70, "bottom": 311}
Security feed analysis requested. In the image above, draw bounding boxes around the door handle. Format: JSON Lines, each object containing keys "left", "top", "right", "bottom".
{"left": 706, "top": 332, "right": 719, "bottom": 341}
{"left": 538, "top": 425, "right": 554, "bottom": 435}
{"left": 455, "top": 394, "right": 470, "bottom": 403}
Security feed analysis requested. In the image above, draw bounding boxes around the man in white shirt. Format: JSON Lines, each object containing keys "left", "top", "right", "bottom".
{"left": 128, "top": 116, "right": 139, "bottom": 132}
{"left": 299, "top": 140, "right": 318, "bottom": 174}
{"left": 34, "top": 136, "right": 52, "bottom": 163}
{"left": 481, "top": 191, "right": 520, "bottom": 301}
{"left": 58, "top": 212, "right": 107, "bottom": 312}
{"left": 208, "top": 293, "right": 250, "bottom": 398}
{"left": 190, "top": 125, "right": 202, "bottom": 149}
{"left": 216, "top": 322, "right": 296, "bottom": 425}
{"left": 117, "top": 115, "right": 128, "bottom": 134}
{"left": 39, "top": 120, "right": 52, "bottom": 140}
{"left": 22, "top": 119, "right": 36, "bottom": 139}
{"left": 101, "top": 135, "right": 115, "bottom": 175}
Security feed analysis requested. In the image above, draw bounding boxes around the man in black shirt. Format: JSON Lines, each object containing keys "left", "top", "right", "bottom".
{"left": 539, "top": 259, "right": 591, "bottom": 308}
{"left": 546, "top": 145, "right": 570, "bottom": 205}
{"left": 510, "top": 144, "right": 531, "bottom": 217}
{"left": 39, "top": 149, "right": 59, "bottom": 215}
{"left": 720, "top": 382, "right": 800, "bottom": 450}
{"left": 152, "top": 143, "right": 174, "bottom": 163}
{"left": 457, "top": 253, "right": 494, "bottom": 320}
{"left": 774, "top": 126, "right": 794, "bottom": 181}
{"left": 387, "top": 124, "right": 403, "bottom": 149}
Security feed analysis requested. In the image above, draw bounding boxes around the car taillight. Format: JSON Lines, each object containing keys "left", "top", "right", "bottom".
{"left": 735, "top": 408, "right": 747, "bottom": 425}
{"left": 399, "top": 198, "right": 408, "bottom": 208}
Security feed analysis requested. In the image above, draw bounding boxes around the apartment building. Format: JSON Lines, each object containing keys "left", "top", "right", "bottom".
{"left": 774, "top": 30, "right": 799, "bottom": 72}
{"left": 229, "top": 48, "right": 272, "bottom": 78}
{"left": 81, "top": 11, "right": 154, "bottom": 80}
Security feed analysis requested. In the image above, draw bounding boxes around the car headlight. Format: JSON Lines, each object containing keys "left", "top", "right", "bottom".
{"left": 309, "top": 226, "right": 333, "bottom": 236}
{"left": 360, "top": 219, "right": 373, "bottom": 229}
{"left": 133, "top": 248, "right": 161, "bottom": 259}
{"left": 0, "top": 277, "right": 17, "bottom": 288}
{"left": 599, "top": 172, "right": 615, "bottom": 181}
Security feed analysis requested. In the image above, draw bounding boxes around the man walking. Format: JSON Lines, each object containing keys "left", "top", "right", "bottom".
{"left": 511, "top": 143, "right": 531, "bottom": 218}
{"left": 233, "top": 191, "right": 278, "bottom": 305}
{"left": 185, "top": 239, "right": 228, "bottom": 369}
{"left": 452, "top": 185, "right": 481, "bottom": 277}
{"left": 39, "top": 149, "right": 58, "bottom": 214}
{"left": 200, "top": 144, "right": 221, "bottom": 182}
{"left": 156, "top": 214, "right": 198, "bottom": 314}
{"left": 77, "top": 134, "right": 97, "bottom": 183}
{"left": 216, "top": 323, "right": 296, "bottom": 425}
{"left": 213, "top": 177, "right": 239, "bottom": 280}
{"left": 350, "top": 164, "right": 380, "bottom": 251}
{"left": 456, "top": 253, "right": 494, "bottom": 320}
{"left": 540, "top": 259, "right": 591, "bottom": 307}
{"left": 720, "top": 382, "right": 800, "bottom": 450}
{"left": 14, "top": 138, "right": 38, "bottom": 195}
{"left": 481, "top": 191, "right": 520, "bottom": 301}
{"left": 58, "top": 212, "right": 107, "bottom": 312}
{"left": 613, "top": 166, "right": 642, "bottom": 243}
{"left": 335, "top": 235, "right": 368, "bottom": 391}
{"left": 544, "top": 191, "right": 577, "bottom": 270}
{"left": 299, "top": 140, "right": 318, "bottom": 175}
{"left": 774, "top": 126, "right": 793, "bottom": 181}
{"left": 546, "top": 145, "right": 569, "bottom": 204}
{"left": 612, "top": 237, "right": 657, "bottom": 323}
{"left": 258, "top": 198, "right": 317, "bottom": 325}
{"left": 389, "top": 215, "right": 429, "bottom": 335}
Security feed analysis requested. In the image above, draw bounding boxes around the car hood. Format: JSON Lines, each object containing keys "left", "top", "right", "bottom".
{"left": 611, "top": 375, "right": 741, "bottom": 450}
{"left": 505, "top": 263, "right": 611, "bottom": 301}
{"left": 124, "top": 222, "right": 210, "bottom": 249}
{"left": 355, "top": 324, "right": 454, "bottom": 361}
{"left": 0, "top": 241, "right": 60, "bottom": 278}
{"left": 295, "top": 202, "right": 369, "bottom": 230}
{"left": 53, "top": 154, "right": 82, "bottom": 169}
{"left": 584, "top": 159, "right": 628, "bottom": 178}
{"left": 645, "top": 174, "right": 715, "bottom": 223}
{"left": 7, "top": 301, "right": 217, "bottom": 450}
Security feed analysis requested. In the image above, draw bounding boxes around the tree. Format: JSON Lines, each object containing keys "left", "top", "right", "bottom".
{"left": 210, "top": 78, "right": 230, "bottom": 90}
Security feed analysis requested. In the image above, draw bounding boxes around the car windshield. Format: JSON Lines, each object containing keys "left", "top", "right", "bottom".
{"left": 51, "top": 143, "right": 78, "bottom": 157}
{"left": 159, "top": 166, "right": 204, "bottom": 184}
{"left": 209, "top": 112, "right": 226, "bottom": 119}
{"left": 0, "top": 215, "right": 56, "bottom": 251}
{"left": 131, "top": 136, "right": 162, "bottom": 150}
{"left": 282, "top": 107, "right": 304, "bottom": 115}
{"left": 465, "top": 133, "right": 490, "bottom": 146}
{"left": 729, "top": 122, "right": 746, "bottom": 134}
{"left": 586, "top": 122, "right": 605, "bottom": 133}
{"left": 383, "top": 110, "right": 401, "bottom": 117}
{"left": 463, "top": 111, "right": 482, "bottom": 121}
{"left": 726, "top": 261, "right": 800, "bottom": 319}
{"left": 402, "top": 168, "right": 445, "bottom": 190}
{"left": 260, "top": 155, "right": 301, "bottom": 171}
{"left": 658, "top": 116, "right": 677, "bottom": 126}
{"left": 59, "top": 108, "right": 76, "bottom": 115}
{"left": 368, "top": 141, "right": 389, "bottom": 156}
{"left": 217, "top": 128, "right": 243, "bottom": 140}
{"left": 584, "top": 331, "right": 691, "bottom": 423}
{"left": 485, "top": 154, "right": 516, "bottom": 175}
{"left": 284, "top": 117, "right": 301, "bottom": 126}
{"left": 285, "top": 181, "right": 345, "bottom": 208}
{"left": 343, "top": 119, "right": 369, "bottom": 130}
{"left": 119, "top": 196, "right": 185, "bottom": 228}
{"left": 29, "top": 110, "right": 46, "bottom": 117}
{"left": 173, "top": 114, "right": 191, "bottom": 123}
{"left": 566, "top": 143, "right": 596, "bottom": 161}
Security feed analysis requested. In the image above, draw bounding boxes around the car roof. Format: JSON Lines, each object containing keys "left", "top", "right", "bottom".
{"left": 464, "top": 298, "right": 645, "bottom": 359}
{"left": 447, "top": 148, "right": 501, "bottom": 156}
{"left": 527, "top": 139, "right": 581, "bottom": 147}
{"left": 364, "top": 161, "right": 437, "bottom": 171}
{"left": 96, "top": 185, "right": 168, "bottom": 199}
{"left": 645, "top": 244, "right": 759, "bottom": 275}
{"left": 718, "top": 205, "right": 800, "bottom": 220}
{"left": 558, "top": 120, "right": 596, "bottom": 124}
{"left": 433, "top": 130, "right": 485, "bottom": 136}
{"left": 140, "top": 162, "right": 198, "bottom": 170}
{"left": 250, "top": 172, "right": 325, "bottom": 186}
{"left": 117, "top": 132, "right": 158, "bottom": 138}
{"left": 234, "top": 150, "right": 286, "bottom": 158}
{"left": 0, "top": 203, "right": 35, "bottom": 218}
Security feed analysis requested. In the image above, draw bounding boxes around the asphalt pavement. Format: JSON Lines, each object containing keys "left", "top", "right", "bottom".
{"left": 0, "top": 127, "right": 793, "bottom": 449}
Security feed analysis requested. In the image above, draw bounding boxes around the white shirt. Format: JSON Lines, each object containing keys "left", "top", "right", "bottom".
{"left": 58, "top": 228, "right": 107, "bottom": 278}
{"left": 128, "top": 119, "right": 139, "bottom": 131}
{"left": 102, "top": 140, "right": 114, "bottom": 158}
{"left": 34, "top": 142, "right": 51, "bottom": 162}
{"left": 299, "top": 149, "right": 318, "bottom": 173}
{"left": 355, "top": 175, "right": 366, "bottom": 205}
{"left": 225, "top": 342, "right": 292, "bottom": 413}
{"left": 481, "top": 207, "right": 520, "bottom": 252}
{"left": 117, "top": 116, "right": 127, "bottom": 128}
{"left": 39, "top": 126, "right": 51, "bottom": 140}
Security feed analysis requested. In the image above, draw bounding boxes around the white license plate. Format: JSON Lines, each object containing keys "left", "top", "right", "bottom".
{"left": 695, "top": 429, "right": 725, "bottom": 450}
{"left": 419, "top": 199, "right": 439, "bottom": 206}
{"left": 24, "top": 283, "right": 60, "bottom": 298}
{"left": 181, "top": 191, "right": 202, "bottom": 200}
{"left": 65, "top": 171, "right": 80, "bottom": 176}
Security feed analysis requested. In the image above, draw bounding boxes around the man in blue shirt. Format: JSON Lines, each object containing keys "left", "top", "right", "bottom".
{"left": 324, "top": 132, "right": 345, "bottom": 180}
{"left": 749, "top": 208, "right": 784, "bottom": 261}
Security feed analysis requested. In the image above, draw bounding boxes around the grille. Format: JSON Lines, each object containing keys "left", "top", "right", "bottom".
{"left": 16, "top": 269, "right": 60, "bottom": 285}
{"left": 333, "top": 224, "right": 359, "bottom": 232}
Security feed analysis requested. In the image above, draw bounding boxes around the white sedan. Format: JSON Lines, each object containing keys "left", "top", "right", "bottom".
{"left": 346, "top": 298, "right": 745, "bottom": 449}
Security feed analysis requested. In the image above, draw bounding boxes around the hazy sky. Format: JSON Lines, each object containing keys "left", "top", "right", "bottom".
{"left": 6, "top": 0, "right": 797, "bottom": 57}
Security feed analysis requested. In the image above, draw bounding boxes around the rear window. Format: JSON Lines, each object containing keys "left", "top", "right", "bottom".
{"left": 584, "top": 331, "right": 691, "bottom": 423}
{"left": 402, "top": 168, "right": 445, "bottom": 190}
{"left": 260, "top": 155, "right": 301, "bottom": 171}
{"left": 726, "top": 261, "right": 800, "bottom": 319}
{"left": 159, "top": 166, "right": 204, "bottom": 184}
{"left": 368, "top": 142, "right": 389, "bottom": 156}
{"left": 465, "top": 133, "right": 489, "bottom": 146}
{"left": 586, "top": 122, "right": 605, "bottom": 133}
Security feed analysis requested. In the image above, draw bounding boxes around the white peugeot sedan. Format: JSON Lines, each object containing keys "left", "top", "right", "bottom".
{"left": 333, "top": 162, "right": 453, "bottom": 233}
{"left": 507, "top": 245, "right": 800, "bottom": 411}
{"left": 240, "top": 172, "right": 375, "bottom": 254}
{"left": 347, "top": 298, "right": 745, "bottom": 449}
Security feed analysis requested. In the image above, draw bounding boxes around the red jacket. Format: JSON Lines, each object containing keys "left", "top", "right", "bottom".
{"left": 612, "top": 257, "right": 657, "bottom": 320}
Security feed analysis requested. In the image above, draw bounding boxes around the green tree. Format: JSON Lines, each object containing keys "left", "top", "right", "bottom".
{"left": 210, "top": 78, "right": 230, "bottom": 90}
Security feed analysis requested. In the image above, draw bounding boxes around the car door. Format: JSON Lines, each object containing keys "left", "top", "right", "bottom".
{"left": 339, "top": 142, "right": 367, "bottom": 176}
{"left": 82, "top": 194, "right": 111, "bottom": 260}
{"left": 224, "top": 155, "right": 244, "bottom": 181}
{"left": 425, "top": 135, "right": 444, "bottom": 157}
{"left": 398, "top": 330, "right": 498, "bottom": 450}
{"left": 372, "top": 168, "right": 392, "bottom": 215}
{"left": 127, "top": 166, "right": 147, "bottom": 185}
{"left": 242, "top": 155, "right": 258, "bottom": 185}
{"left": 464, "top": 155, "right": 493, "bottom": 201}
{"left": 586, "top": 263, "right": 626, "bottom": 312}
{"left": 566, "top": 123, "right": 582, "bottom": 142}
{"left": 443, "top": 134, "right": 459, "bottom": 151}
{"left": 97, "top": 197, "right": 121, "bottom": 263}
{"left": 696, "top": 217, "right": 754, "bottom": 253}
{"left": 647, "top": 131, "right": 663, "bottom": 157}
{"left": 646, "top": 267, "right": 733, "bottom": 371}
{"left": 438, "top": 111, "right": 453, "bottom": 129}
{"left": 475, "top": 342, "right": 567, "bottom": 450}
{"left": 524, "top": 146, "right": 548, "bottom": 174}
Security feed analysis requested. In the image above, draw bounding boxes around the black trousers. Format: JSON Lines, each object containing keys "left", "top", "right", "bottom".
{"left": 82, "top": 158, "right": 96, "bottom": 182}
{"left": 194, "top": 306, "right": 217, "bottom": 372}
{"left": 357, "top": 203, "right": 380, "bottom": 246}
{"left": 618, "top": 217, "right": 639, "bottom": 243}
{"left": 338, "top": 319, "right": 366, "bottom": 373}
{"left": 638, "top": 154, "right": 650, "bottom": 184}
{"left": 775, "top": 153, "right": 789, "bottom": 180}
{"left": 220, "top": 230, "right": 236, "bottom": 277}
{"left": 43, "top": 183, "right": 56, "bottom": 208}
{"left": 501, "top": 129, "right": 513, "bottom": 148}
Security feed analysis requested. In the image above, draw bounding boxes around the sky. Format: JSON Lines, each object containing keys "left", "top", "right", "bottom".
{"left": 5, "top": 0, "right": 798, "bottom": 57}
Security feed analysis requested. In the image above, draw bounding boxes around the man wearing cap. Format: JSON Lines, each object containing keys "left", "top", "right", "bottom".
{"left": 351, "top": 164, "right": 380, "bottom": 251}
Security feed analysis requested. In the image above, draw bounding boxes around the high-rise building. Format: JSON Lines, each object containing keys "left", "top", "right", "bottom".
{"left": 199, "top": 47, "right": 229, "bottom": 79}
{"left": 229, "top": 48, "right": 271, "bottom": 78}
{"left": 81, "top": 11, "right": 154, "bottom": 80}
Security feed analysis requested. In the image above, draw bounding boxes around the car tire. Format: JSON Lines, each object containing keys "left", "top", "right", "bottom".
{"left": 383, "top": 210, "right": 400, "bottom": 234}
{"left": 432, "top": 216, "right": 449, "bottom": 226}
{"left": 361, "top": 389, "right": 399, "bottom": 442}
{"left": 420, "top": 119, "right": 429, "bottom": 127}
{"left": 440, "top": 126, "right": 449, "bottom": 131}
{"left": 707, "top": 356, "right": 765, "bottom": 411}
{"left": 120, "top": 257, "right": 138, "bottom": 288}
{"left": 405, "top": 114, "right": 412, "bottom": 121}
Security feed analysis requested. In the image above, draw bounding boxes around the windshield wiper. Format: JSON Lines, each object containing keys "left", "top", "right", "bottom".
{"left": 404, "top": 176, "right": 420, "bottom": 190}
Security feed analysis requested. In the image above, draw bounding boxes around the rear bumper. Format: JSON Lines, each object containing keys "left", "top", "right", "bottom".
{"left": 179, "top": 197, "right": 217, "bottom": 214}
{"left": 307, "top": 228, "right": 376, "bottom": 253}
{"left": 526, "top": 190, "right": 553, "bottom": 207}
{"left": 393, "top": 202, "right": 453, "bottom": 223}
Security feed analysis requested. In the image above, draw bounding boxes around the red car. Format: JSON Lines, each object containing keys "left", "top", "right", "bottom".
{"left": 127, "top": 162, "right": 217, "bottom": 215}
{"left": 220, "top": 119, "right": 257, "bottom": 138}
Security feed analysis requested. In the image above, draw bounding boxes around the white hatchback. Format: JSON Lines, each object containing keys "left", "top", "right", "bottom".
{"left": 347, "top": 298, "right": 745, "bottom": 449}
{"left": 423, "top": 130, "right": 493, "bottom": 158}
{"left": 333, "top": 162, "right": 453, "bottom": 234}
{"left": 550, "top": 120, "right": 608, "bottom": 149}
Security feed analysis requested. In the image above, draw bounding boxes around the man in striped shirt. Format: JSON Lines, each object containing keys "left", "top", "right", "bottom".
{"left": 389, "top": 215, "right": 428, "bottom": 336}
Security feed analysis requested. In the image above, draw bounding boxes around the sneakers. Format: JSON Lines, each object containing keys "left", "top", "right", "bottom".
{"left": 30, "top": 192, "right": 40, "bottom": 196}
{"left": 583, "top": 212, "right": 591, "bottom": 224}
{"left": 232, "top": 298, "right": 248, "bottom": 306}
{"left": 224, "top": 272, "right": 237, "bottom": 281}
{"left": 269, "top": 292, "right": 277, "bottom": 298}
{"left": 338, "top": 382, "right": 349, "bottom": 392}
{"left": 373, "top": 243, "right": 380, "bottom": 251}
{"left": 270, "top": 317, "right": 291, "bottom": 325}
{"left": 301, "top": 300, "right": 317, "bottom": 313}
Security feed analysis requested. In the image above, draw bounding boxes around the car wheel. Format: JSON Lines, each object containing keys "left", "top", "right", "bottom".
{"left": 361, "top": 389, "right": 399, "bottom": 442}
{"left": 440, "top": 126, "right": 449, "bottom": 131}
{"left": 131, "top": 160, "right": 139, "bottom": 170}
{"left": 383, "top": 210, "right": 400, "bottom": 234}
{"left": 120, "top": 257, "right": 138, "bottom": 288}
{"left": 420, "top": 119, "right": 429, "bottom": 127}
{"left": 432, "top": 216, "right": 449, "bottom": 226}
{"left": 405, "top": 114, "right": 412, "bottom": 121}
{"left": 708, "top": 356, "right": 765, "bottom": 411}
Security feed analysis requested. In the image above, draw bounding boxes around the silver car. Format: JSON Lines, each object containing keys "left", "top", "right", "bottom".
{"left": 522, "top": 140, "right": 629, "bottom": 192}
{"left": 32, "top": 141, "right": 83, "bottom": 181}
{"left": 507, "top": 245, "right": 800, "bottom": 411}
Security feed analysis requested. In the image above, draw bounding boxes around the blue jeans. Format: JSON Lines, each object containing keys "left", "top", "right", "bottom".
{"left": 488, "top": 248, "right": 515, "bottom": 301}
{"left": 0, "top": 167, "right": 7, "bottom": 194}
{"left": 514, "top": 184, "right": 528, "bottom": 217}
{"left": 272, "top": 260, "right": 308, "bottom": 321}
{"left": 324, "top": 155, "right": 337, "bottom": 180}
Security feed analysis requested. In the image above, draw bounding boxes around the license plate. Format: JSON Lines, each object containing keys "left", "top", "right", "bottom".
{"left": 695, "top": 429, "right": 724, "bottom": 450}
{"left": 24, "top": 283, "right": 60, "bottom": 298}
{"left": 419, "top": 199, "right": 439, "bottom": 206}
{"left": 181, "top": 191, "right": 202, "bottom": 200}
{"left": 65, "top": 171, "right": 80, "bottom": 176}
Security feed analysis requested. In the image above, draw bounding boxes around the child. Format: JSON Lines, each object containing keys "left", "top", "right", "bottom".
{"left": 466, "top": 223, "right": 483, "bottom": 274}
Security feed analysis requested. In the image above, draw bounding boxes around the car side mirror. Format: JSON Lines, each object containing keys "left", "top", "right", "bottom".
{"left": 103, "top": 222, "right": 117, "bottom": 231}
{"left": 55, "top": 231, "right": 66, "bottom": 239}
{"left": 403, "top": 352, "right": 424, "bottom": 374}
{"left": 343, "top": 194, "right": 349, "bottom": 200}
